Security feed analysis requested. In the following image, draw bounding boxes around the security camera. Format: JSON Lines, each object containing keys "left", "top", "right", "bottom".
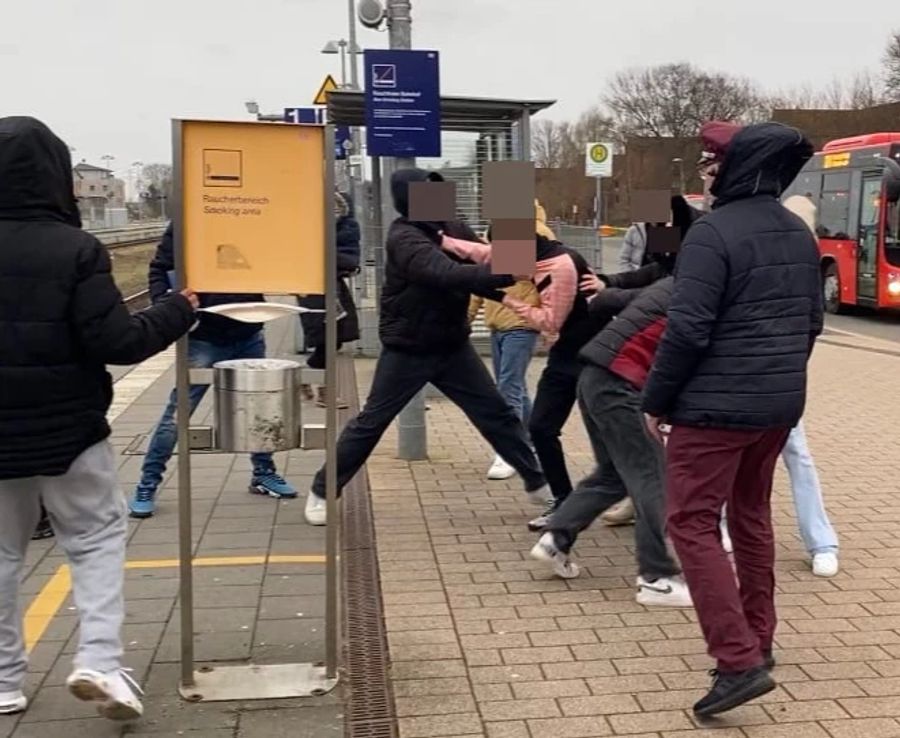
{"left": 357, "top": 0, "right": 386, "bottom": 29}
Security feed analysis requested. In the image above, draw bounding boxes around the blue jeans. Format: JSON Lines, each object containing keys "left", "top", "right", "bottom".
{"left": 782, "top": 420, "right": 838, "bottom": 555}
{"left": 490, "top": 329, "right": 538, "bottom": 427}
{"left": 722, "top": 420, "right": 838, "bottom": 556}
{"left": 136, "top": 332, "right": 275, "bottom": 494}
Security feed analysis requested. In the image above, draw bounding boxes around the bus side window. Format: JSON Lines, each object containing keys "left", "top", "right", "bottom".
{"left": 820, "top": 172, "right": 851, "bottom": 239}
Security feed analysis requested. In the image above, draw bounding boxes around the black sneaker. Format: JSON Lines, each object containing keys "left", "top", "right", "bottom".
{"left": 31, "top": 515, "right": 54, "bottom": 541}
{"left": 693, "top": 666, "right": 775, "bottom": 718}
{"left": 527, "top": 500, "right": 559, "bottom": 532}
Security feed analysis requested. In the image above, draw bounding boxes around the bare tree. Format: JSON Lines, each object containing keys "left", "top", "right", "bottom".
{"left": 884, "top": 30, "right": 900, "bottom": 101}
{"left": 771, "top": 71, "right": 882, "bottom": 111}
{"left": 533, "top": 109, "right": 617, "bottom": 170}
{"left": 532, "top": 120, "right": 567, "bottom": 168}
{"left": 140, "top": 163, "right": 172, "bottom": 220}
{"left": 602, "top": 63, "right": 763, "bottom": 138}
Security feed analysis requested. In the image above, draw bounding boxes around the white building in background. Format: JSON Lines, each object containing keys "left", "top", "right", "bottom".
{"left": 73, "top": 162, "right": 127, "bottom": 229}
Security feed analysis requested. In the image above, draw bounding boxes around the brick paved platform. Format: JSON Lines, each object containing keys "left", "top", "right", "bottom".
{"left": 362, "top": 333, "right": 900, "bottom": 738}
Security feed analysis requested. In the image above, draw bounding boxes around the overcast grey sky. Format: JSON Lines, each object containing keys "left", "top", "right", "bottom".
{"left": 2, "top": 0, "right": 893, "bottom": 177}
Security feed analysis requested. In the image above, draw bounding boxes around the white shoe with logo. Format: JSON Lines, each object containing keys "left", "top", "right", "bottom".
{"left": 66, "top": 668, "right": 143, "bottom": 721}
{"left": 487, "top": 455, "right": 516, "bottom": 480}
{"left": 636, "top": 575, "right": 693, "bottom": 608}
{"left": 530, "top": 532, "right": 580, "bottom": 579}
{"left": 0, "top": 690, "right": 26, "bottom": 715}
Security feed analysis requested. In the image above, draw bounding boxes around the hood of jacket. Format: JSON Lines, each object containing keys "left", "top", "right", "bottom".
{"left": 711, "top": 122, "right": 813, "bottom": 207}
{"left": 390, "top": 167, "right": 445, "bottom": 218}
{"left": 0, "top": 116, "right": 81, "bottom": 226}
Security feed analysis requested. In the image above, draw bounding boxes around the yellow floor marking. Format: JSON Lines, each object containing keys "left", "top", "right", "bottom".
{"left": 23, "top": 554, "right": 325, "bottom": 652}
{"left": 125, "top": 554, "right": 325, "bottom": 569}
{"left": 24, "top": 565, "right": 71, "bottom": 652}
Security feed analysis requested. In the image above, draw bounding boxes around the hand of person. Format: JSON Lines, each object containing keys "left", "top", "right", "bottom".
{"left": 180, "top": 288, "right": 200, "bottom": 310}
{"left": 580, "top": 273, "right": 604, "bottom": 293}
{"left": 643, "top": 413, "right": 665, "bottom": 445}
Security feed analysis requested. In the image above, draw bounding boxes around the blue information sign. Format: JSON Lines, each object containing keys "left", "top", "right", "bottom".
{"left": 364, "top": 49, "right": 441, "bottom": 158}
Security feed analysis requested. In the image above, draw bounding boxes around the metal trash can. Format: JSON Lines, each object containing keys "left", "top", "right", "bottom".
{"left": 213, "top": 358, "right": 304, "bottom": 453}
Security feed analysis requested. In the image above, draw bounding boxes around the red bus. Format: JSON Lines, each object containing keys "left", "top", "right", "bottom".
{"left": 784, "top": 132, "right": 900, "bottom": 313}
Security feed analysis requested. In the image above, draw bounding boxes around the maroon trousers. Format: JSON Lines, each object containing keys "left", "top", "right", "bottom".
{"left": 665, "top": 425, "right": 790, "bottom": 672}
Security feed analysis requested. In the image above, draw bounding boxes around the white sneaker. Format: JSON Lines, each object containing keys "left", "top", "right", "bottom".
{"left": 66, "top": 668, "right": 143, "bottom": 721}
{"left": 636, "top": 575, "right": 693, "bottom": 608}
{"left": 812, "top": 552, "right": 839, "bottom": 578}
{"left": 530, "top": 532, "right": 580, "bottom": 579}
{"left": 720, "top": 518, "right": 733, "bottom": 554}
{"left": 526, "top": 485, "right": 554, "bottom": 508}
{"left": 487, "top": 456, "right": 516, "bottom": 480}
{"left": 600, "top": 497, "right": 635, "bottom": 526}
{"left": 0, "top": 690, "right": 26, "bottom": 715}
{"left": 305, "top": 492, "right": 327, "bottom": 526}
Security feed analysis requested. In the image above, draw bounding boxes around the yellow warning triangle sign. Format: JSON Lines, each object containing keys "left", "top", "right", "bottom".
{"left": 314, "top": 75, "right": 339, "bottom": 105}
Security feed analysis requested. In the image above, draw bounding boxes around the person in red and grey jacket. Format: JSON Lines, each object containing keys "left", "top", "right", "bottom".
{"left": 528, "top": 199, "right": 699, "bottom": 606}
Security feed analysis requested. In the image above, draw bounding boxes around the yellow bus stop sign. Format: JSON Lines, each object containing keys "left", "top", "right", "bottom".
{"left": 178, "top": 119, "right": 326, "bottom": 295}
{"left": 585, "top": 142, "right": 613, "bottom": 177}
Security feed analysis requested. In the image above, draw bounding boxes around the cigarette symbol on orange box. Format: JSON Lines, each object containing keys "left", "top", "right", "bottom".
{"left": 203, "top": 149, "right": 242, "bottom": 188}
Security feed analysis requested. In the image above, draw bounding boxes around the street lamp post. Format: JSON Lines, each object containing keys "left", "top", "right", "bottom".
{"left": 321, "top": 38, "right": 362, "bottom": 89}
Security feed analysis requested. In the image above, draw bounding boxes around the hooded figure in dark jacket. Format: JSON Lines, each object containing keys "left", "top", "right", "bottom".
{"left": 0, "top": 116, "right": 196, "bottom": 719}
{"left": 298, "top": 191, "right": 361, "bottom": 406}
{"left": 304, "top": 168, "right": 551, "bottom": 526}
{"left": 642, "top": 121, "right": 821, "bottom": 718}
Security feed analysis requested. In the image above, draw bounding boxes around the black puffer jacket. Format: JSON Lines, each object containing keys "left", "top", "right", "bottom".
{"left": 380, "top": 169, "right": 514, "bottom": 353}
{"left": 149, "top": 222, "right": 263, "bottom": 345}
{"left": 0, "top": 117, "right": 194, "bottom": 480}
{"left": 642, "top": 122, "right": 822, "bottom": 429}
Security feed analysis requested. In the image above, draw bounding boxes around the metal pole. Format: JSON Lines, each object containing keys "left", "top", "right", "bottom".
{"left": 594, "top": 177, "right": 601, "bottom": 230}
{"left": 339, "top": 42, "right": 348, "bottom": 88}
{"left": 347, "top": 0, "right": 360, "bottom": 89}
{"left": 171, "top": 120, "right": 195, "bottom": 689}
{"left": 387, "top": 0, "right": 427, "bottom": 460}
{"left": 371, "top": 156, "right": 384, "bottom": 301}
{"left": 323, "top": 126, "right": 340, "bottom": 681}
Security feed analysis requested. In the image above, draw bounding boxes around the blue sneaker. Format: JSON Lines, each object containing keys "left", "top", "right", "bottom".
{"left": 250, "top": 473, "right": 297, "bottom": 499}
{"left": 129, "top": 486, "right": 156, "bottom": 518}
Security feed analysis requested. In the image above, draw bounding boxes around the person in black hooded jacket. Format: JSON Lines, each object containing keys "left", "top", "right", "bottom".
{"left": 129, "top": 219, "right": 298, "bottom": 519}
{"left": 0, "top": 116, "right": 196, "bottom": 719}
{"left": 642, "top": 121, "right": 822, "bottom": 718}
{"left": 299, "top": 191, "right": 361, "bottom": 407}
{"left": 304, "top": 168, "right": 550, "bottom": 526}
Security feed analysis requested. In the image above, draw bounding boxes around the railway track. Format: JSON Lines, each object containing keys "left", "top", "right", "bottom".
{"left": 124, "top": 289, "right": 150, "bottom": 312}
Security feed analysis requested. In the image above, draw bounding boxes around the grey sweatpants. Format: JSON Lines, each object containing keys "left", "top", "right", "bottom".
{"left": 547, "top": 365, "right": 680, "bottom": 580}
{"left": 0, "top": 441, "right": 126, "bottom": 691}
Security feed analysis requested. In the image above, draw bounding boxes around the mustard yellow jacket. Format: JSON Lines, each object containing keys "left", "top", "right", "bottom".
{"left": 468, "top": 281, "right": 540, "bottom": 332}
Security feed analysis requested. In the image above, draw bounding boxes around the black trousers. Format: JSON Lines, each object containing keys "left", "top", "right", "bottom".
{"left": 548, "top": 365, "right": 679, "bottom": 580}
{"left": 529, "top": 355, "right": 581, "bottom": 501}
{"left": 311, "top": 343, "right": 545, "bottom": 497}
